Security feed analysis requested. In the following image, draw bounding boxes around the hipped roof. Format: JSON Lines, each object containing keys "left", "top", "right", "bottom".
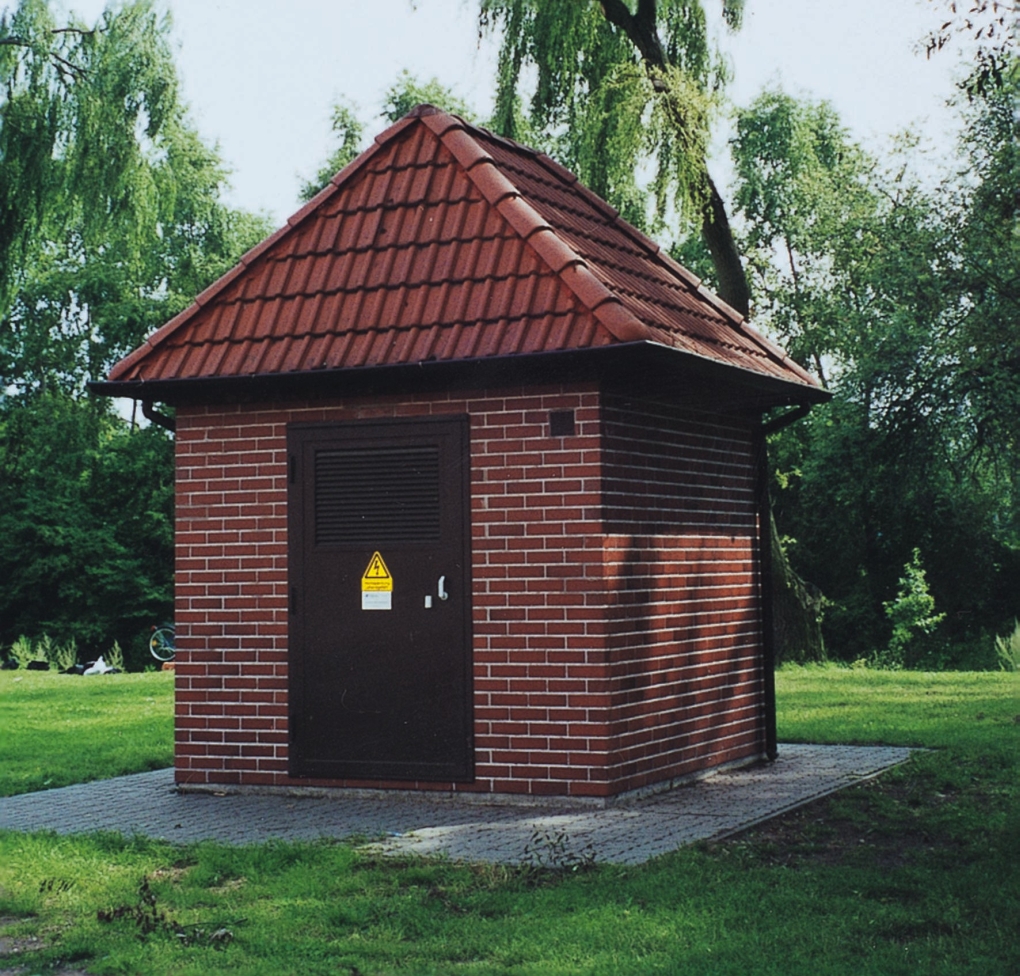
{"left": 102, "top": 105, "right": 823, "bottom": 402}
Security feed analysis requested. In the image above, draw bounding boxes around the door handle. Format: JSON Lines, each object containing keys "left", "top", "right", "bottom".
{"left": 437, "top": 575, "right": 449, "bottom": 601}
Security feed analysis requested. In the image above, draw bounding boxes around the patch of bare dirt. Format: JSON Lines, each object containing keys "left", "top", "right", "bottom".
{"left": 0, "top": 916, "right": 89, "bottom": 976}
{"left": 0, "top": 916, "right": 43, "bottom": 958}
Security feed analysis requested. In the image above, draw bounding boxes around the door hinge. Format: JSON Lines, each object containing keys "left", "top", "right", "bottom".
{"left": 290, "top": 586, "right": 298, "bottom": 615}
{"left": 289, "top": 455, "right": 297, "bottom": 483}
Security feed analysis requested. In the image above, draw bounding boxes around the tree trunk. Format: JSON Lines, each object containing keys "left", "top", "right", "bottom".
{"left": 701, "top": 174, "right": 751, "bottom": 318}
{"left": 769, "top": 507, "right": 827, "bottom": 664}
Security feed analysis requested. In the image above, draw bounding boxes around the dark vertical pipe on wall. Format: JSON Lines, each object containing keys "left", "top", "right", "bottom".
{"left": 756, "top": 404, "right": 813, "bottom": 762}
{"left": 753, "top": 424, "right": 779, "bottom": 761}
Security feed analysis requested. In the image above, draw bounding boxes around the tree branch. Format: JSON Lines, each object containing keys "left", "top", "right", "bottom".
{"left": 600, "top": 0, "right": 668, "bottom": 73}
{"left": 0, "top": 35, "right": 87, "bottom": 77}
{"left": 50, "top": 53, "right": 87, "bottom": 79}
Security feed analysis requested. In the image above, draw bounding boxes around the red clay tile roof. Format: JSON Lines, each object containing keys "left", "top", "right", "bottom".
{"left": 107, "top": 105, "right": 820, "bottom": 392}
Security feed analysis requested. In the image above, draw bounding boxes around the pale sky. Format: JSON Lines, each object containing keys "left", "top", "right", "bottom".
{"left": 62, "top": 0, "right": 968, "bottom": 226}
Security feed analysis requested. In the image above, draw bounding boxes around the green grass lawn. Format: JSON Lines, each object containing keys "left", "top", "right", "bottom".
{"left": 0, "top": 665, "right": 1017, "bottom": 975}
{"left": 774, "top": 664, "right": 1020, "bottom": 750}
{"left": 0, "top": 669, "right": 173, "bottom": 797}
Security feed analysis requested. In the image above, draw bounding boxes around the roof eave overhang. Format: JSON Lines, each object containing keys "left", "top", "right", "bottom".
{"left": 89, "top": 341, "right": 830, "bottom": 413}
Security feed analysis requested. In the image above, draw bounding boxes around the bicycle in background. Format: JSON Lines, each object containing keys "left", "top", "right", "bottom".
{"left": 149, "top": 625, "right": 176, "bottom": 663}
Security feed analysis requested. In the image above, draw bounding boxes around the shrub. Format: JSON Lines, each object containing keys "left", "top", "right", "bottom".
{"left": 106, "top": 640, "right": 125, "bottom": 671}
{"left": 35, "top": 634, "right": 54, "bottom": 665}
{"left": 995, "top": 619, "right": 1020, "bottom": 672}
{"left": 880, "top": 549, "right": 945, "bottom": 668}
{"left": 54, "top": 637, "right": 78, "bottom": 671}
{"left": 9, "top": 635, "right": 33, "bottom": 668}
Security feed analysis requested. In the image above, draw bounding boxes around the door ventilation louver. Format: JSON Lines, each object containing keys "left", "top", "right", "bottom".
{"left": 315, "top": 445, "right": 441, "bottom": 545}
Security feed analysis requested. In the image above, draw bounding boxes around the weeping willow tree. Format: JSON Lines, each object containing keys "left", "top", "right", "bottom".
{"left": 479, "top": 0, "right": 749, "bottom": 316}
{"left": 0, "top": 0, "right": 269, "bottom": 393}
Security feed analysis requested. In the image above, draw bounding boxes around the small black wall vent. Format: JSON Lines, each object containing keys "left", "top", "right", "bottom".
{"left": 549, "top": 409, "right": 575, "bottom": 437}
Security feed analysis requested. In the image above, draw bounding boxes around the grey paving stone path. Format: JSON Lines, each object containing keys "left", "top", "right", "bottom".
{"left": 0, "top": 744, "right": 912, "bottom": 866}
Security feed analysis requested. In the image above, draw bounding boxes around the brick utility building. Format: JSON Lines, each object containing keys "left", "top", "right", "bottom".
{"left": 96, "top": 106, "right": 826, "bottom": 801}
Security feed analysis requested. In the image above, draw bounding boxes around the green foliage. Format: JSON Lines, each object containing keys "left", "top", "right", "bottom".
{"left": 106, "top": 639, "right": 125, "bottom": 672}
{"left": 880, "top": 549, "right": 946, "bottom": 667}
{"left": 0, "top": 0, "right": 174, "bottom": 319}
{"left": 949, "top": 58, "right": 1020, "bottom": 548}
{"left": 0, "top": 0, "right": 272, "bottom": 395}
{"left": 53, "top": 636, "right": 77, "bottom": 671}
{"left": 8, "top": 635, "right": 33, "bottom": 668}
{"left": 0, "top": 392, "right": 175, "bottom": 669}
{"left": 733, "top": 83, "right": 1020, "bottom": 662}
{"left": 732, "top": 90, "right": 874, "bottom": 377}
{"left": 298, "top": 98, "right": 365, "bottom": 202}
{"left": 995, "top": 619, "right": 1020, "bottom": 672}
{"left": 380, "top": 69, "right": 476, "bottom": 123}
{"left": 35, "top": 633, "right": 52, "bottom": 664}
{"left": 479, "top": 0, "right": 733, "bottom": 232}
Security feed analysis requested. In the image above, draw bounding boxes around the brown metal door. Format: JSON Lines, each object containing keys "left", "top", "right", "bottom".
{"left": 288, "top": 417, "right": 472, "bottom": 781}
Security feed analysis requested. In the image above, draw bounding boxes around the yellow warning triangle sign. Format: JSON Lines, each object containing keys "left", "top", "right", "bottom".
{"left": 363, "top": 552, "right": 391, "bottom": 579}
{"left": 362, "top": 552, "right": 393, "bottom": 591}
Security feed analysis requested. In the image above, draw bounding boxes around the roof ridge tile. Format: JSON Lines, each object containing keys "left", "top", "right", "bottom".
{"left": 534, "top": 152, "right": 579, "bottom": 187}
{"left": 417, "top": 110, "right": 462, "bottom": 139}
{"left": 434, "top": 125, "right": 518, "bottom": 211}
{"left": 434, "top": 125, "right": 493, "bottom": 171}
{"left": 432, "top": 120, "right": 652, "bottom": 347}
{"left": 372, "top": 115, "right": 417, "bottom": 147}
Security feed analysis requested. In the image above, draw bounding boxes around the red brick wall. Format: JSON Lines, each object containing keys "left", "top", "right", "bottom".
{"left": 469, "top": 386, "right": 608, "bottom": 796}
{"left": 602, "top": 395, "right": 766, "bottom": 793}
{"left": 174, "top": 385, "right": 610, "bottom": 794}
{"left": 173, "top": 383, "right": 766, "bottom": 797}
